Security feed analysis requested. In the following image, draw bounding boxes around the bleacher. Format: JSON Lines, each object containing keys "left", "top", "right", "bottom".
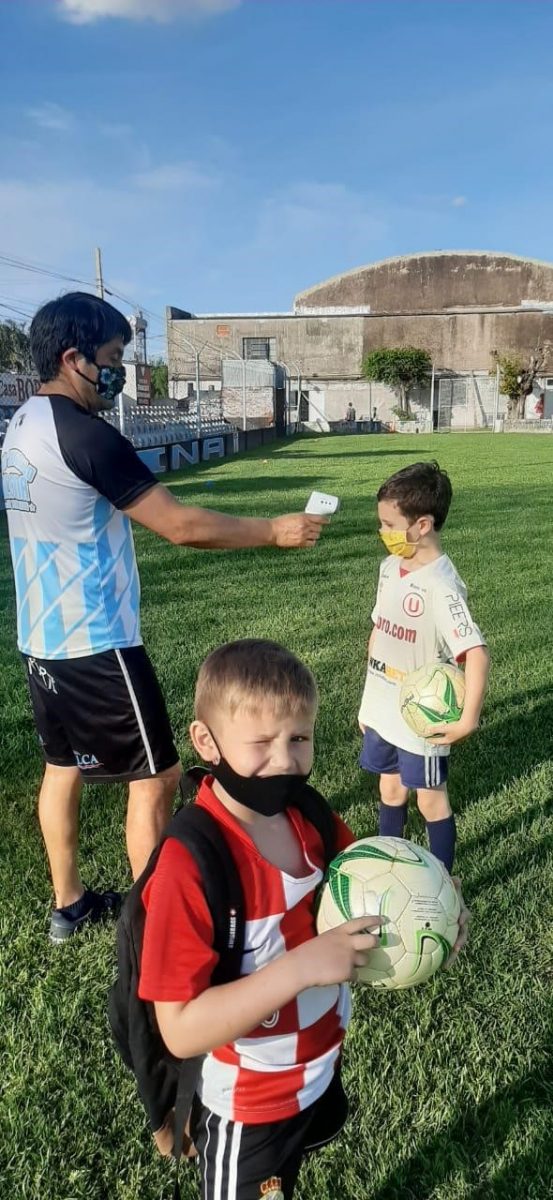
{"left": 102, "top": 405, "right": 233, "bottom": 448}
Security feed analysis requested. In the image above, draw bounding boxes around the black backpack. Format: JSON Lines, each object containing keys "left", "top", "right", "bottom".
{"left": 107, "top": 768, "right": 337, "bottom": 1195}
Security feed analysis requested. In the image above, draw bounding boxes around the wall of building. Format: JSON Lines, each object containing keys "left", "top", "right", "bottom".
{"left": 168, "top": 308, "right": 553, "bottom": 387}
{"left": 361, "top": 309, "right": 553, "bottom": 372}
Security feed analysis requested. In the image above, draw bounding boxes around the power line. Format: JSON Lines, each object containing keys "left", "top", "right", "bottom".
{"left": 0, "top": 293, "right": 35, "bottom": 313}
{"left": 0, "top": 300, "right": 34, "bottom": 321}
{"left": 0, "top": 250, "right": 95, "bottom": 291}
{"left": 0, "top": 247, "right": 167, "bottom": 345}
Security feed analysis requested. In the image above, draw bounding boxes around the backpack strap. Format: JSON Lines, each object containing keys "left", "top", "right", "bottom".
{"left": 178, "top": 765, "right": 209, "bottom": 805}
{"left": 293, "top": 783, "right": 337, "bottom": 870}
{"left": 167, "top": 802, "right": 245, "bottom": 983}
{"left": 164, "top": 801, "right": 245, "bottom": 1173}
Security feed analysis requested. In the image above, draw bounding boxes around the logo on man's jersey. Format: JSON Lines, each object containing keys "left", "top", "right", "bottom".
{"left": 1, "top": 447, "right": 37, "bottom": 512}
{"left": 74, "top": 752, "right": 103, "bottom": 770}
{"left": 403, "top": 592, "right": 425, "bottom": 618}
{"left": 260, "top": 1179, "right": 284, "bottom": 1200}
{"left": 27, "top": 658, "right": 58, "bottom": 694}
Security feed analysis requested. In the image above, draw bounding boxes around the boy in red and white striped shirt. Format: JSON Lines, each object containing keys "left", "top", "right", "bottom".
{"left": 139, "top": 639, "right": 468, "bottom": 1200}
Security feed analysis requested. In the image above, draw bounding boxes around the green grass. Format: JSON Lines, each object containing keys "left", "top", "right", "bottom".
{"left": 1, "top": 432, "right": 552, "bottom": 1200}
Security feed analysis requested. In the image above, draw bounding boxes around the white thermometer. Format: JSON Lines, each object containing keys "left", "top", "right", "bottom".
{"left": 304, "top": 490, "right": 340, "bottom": 516}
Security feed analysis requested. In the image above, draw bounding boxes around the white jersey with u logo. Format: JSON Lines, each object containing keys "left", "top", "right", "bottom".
{"left": 359, "top": 553, "right": 486, "bottom": 755}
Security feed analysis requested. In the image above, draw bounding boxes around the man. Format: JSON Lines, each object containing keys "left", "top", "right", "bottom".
{"left": 1, "top": 292, "right": 326, "bottom": 942}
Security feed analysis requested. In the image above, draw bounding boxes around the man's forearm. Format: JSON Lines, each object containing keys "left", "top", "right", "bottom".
{"left": 174, "top": 506, "right": 275, "bottom": 549}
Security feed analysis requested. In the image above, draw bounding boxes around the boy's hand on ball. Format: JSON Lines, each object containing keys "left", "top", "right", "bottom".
{"left": 426, "top": 717, "right": 478, "bottom": 746}
{"left": 297, "top": 916, "right": 383, "bottom": 986}
{"left": 444, "top": 877, "right": 471, "bottom": 969}
{"left": 271, "top": 513, "right": 329, "bottom": 549}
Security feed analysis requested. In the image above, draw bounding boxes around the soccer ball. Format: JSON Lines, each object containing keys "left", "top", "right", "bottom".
{"left": 399, "top": 662, "right": 465, "bottom": 739}
{"left": 316, "top": 836, "right": 460, "bottom": 989}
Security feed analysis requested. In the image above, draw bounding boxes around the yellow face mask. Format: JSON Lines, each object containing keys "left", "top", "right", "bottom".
{"left": 379, "top": 528, "right": 418, "bottom": 559}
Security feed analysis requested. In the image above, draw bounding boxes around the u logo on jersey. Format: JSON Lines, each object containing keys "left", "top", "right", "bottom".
{"left": 403, "top": 592, "right": 425, "bottom": 618}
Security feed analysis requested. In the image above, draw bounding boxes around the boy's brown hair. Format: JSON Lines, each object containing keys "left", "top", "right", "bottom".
{"left": 195, "top": 639, "right": 318, "bottom": 722}
{"left": 377, "top": 460, "right": 452, "bottom": 531}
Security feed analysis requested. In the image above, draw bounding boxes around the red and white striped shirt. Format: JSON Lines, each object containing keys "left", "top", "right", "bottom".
{"left": 139, "top": 777, "right": 354, "bottom": 1124}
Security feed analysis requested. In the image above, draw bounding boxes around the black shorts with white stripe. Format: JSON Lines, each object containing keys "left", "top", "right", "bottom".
{"left": 24, "top": 646, "right": 179, "bottom": 782}
{"left": 190, "top": 1069, "right": 349, "bottom": 1200}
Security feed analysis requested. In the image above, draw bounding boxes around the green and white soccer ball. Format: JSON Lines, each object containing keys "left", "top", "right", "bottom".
{"left": 399, "top": 661, "right": 465, "bottom": 739}
{"left": 316, "top": 837, "right": 460, "bottom": 990}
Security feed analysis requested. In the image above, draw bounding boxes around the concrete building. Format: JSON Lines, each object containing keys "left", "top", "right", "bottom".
{"left": 167, "top": 251, "right": 553, "bottom": 430}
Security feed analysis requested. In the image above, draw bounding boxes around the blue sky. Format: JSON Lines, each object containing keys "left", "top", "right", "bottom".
{"left": 1, "top": 0, "right": 553, "bottom": 346}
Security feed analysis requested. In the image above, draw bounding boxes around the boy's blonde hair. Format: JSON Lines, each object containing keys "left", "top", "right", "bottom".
{"left": 195, "top": 639, "right": 318, "bottom": 723}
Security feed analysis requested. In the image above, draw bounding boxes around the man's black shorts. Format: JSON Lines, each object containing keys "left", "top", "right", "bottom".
{"left": 24, "top": 646, "right": 179, "bottom": 782}
{"left": 190, "top": 1068, "right": 349, "bottom": 1200}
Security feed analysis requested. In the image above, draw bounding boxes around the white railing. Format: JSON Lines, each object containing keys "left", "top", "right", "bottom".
{"left": 102, "top": 404, "right": 234, "bottom": 449}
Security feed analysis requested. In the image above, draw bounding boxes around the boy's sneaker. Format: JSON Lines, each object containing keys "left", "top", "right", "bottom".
{"left": 49, "top": 888, "right": 122, "bottom": 943}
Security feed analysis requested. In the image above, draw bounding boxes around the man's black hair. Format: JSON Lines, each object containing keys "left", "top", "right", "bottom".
{"left": 377, "top": 461, "right": 452, "bottom": 531}
{"left": 30, "top": 291, "right": 132, "bottom": 382}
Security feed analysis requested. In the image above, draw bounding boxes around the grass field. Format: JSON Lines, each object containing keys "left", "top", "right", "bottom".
{"left": 1, "top": 432, "right": 552, "bottom": 1200}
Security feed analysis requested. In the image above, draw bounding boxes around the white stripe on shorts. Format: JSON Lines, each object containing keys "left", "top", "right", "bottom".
{"left": 208, "top": 1116, "right": 243, "bottom": 1200}
{"left": 114, "top": 648, "right": 156, "bottom": 775}
{"left": 213, "top": 1116, "right": 228, "bottom": 1200}
{"left": 227, "top": 1122, "right": 243, "bottom": 1199}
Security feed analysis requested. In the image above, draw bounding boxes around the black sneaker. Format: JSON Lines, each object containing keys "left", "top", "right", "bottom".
{"left": 49, "top": 888, "right": 121, "bottom": 943}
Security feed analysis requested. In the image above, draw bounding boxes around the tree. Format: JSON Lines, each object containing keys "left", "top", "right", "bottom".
{"left": 0, "top": 319, "right": 33, "bottom": 372}
{"left": 150, "top": 357, "right": 169, "bottom": 399}
{"left": 491, "top": 346, "right": 547, "bottom": 419}
{"left": 361, "top": 346, "right": 432, "bottom": 418}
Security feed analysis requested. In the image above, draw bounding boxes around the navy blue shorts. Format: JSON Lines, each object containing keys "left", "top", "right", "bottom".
{"left": 360, "top": 727, "right": 449, "bottom": 790}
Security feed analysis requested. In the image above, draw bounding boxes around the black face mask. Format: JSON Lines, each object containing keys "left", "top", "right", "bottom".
{"left": 74, "top": 362, "right": 126, "bottom": 408}
{"left": 209, "top": 754, "right": 311, "bottom": 817}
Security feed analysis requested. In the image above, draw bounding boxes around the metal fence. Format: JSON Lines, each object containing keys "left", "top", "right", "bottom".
{"left": 436, "top": 372, "right": 501, "bottom": 431}
{"left": 220, "top": 359, "right": 275, "bottom": 430}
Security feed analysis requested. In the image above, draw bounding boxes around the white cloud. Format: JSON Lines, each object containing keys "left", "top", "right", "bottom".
{"left": 59, "top": 0, "right": 240, "bottom": 23}
{"left": 26, "top": 102, "right": 74, "bottom": 132}
{"left": 452, "top": 195, "right": 468, "bottom": 207}
{"left": 133, "top": 161, "right": 217, "bottom": 191}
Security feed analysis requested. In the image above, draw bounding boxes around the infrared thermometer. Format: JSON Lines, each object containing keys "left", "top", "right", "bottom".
{"left": 304, "top": 490, "right": 341, "bottom": 516}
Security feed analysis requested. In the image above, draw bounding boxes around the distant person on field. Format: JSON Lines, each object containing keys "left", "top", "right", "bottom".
{"left": 345, "top": 402, "right": 356, "bottom": 422}
{"left": 139, "top": 639, "right": 470, "bottom": 1192}
{"left": 358, "top": 461, "right": 490, "bottom": 872}
{"left": 0, "top": 292, "right": 327, "bottom": 943}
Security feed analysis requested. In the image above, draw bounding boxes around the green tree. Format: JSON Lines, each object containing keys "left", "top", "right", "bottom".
{"left": 361, "top": 346, "right": 431, "bottom": 417}
{"left": 0, "top": 319, "right": 33, "bottom": 372}
{"left": 150, "top": 358, "right": 169, "bottom": 399}
{"left": 491, "top": 346, "right": 546, "bottom": 419}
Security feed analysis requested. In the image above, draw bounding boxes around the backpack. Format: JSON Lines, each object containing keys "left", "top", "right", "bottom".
{"left": 107, "top": 768, "right": 337, "bottom": 1195}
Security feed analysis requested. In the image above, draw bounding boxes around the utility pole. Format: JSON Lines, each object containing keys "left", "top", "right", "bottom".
{"left": 94, "top": 247, "right": 104, "bottom": 299}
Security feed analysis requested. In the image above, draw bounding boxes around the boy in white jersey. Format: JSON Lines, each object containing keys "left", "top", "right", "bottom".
{"left": 140, "top": 639, "right": 469, "bottom": 1198}
{"left": 359, "top": 462, "right": 490, "bottom": 872}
